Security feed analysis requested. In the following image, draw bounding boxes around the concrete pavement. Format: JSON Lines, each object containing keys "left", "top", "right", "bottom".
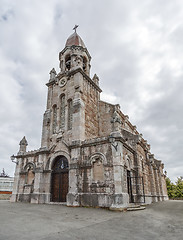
{"left": 0, "top": 200, "right": 182, "bottom": 240}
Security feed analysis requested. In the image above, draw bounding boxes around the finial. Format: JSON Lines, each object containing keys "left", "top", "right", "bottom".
{"left": 73, "top": 24, "right": 79, "bottom": 33}
{"left": 19, "top": 136, "right": 28, "bottom": 146}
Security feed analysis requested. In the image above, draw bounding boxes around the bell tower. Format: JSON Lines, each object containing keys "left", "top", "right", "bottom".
{"left": 41, "top": 27, "right": 102, "bottom": 149}
{"left": 59, "top": 26, "right": 91, "bottom": 76}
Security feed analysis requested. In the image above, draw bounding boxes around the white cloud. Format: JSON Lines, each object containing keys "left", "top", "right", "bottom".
{"left": 0, "top": 0, "right": 183, "bottom": 182}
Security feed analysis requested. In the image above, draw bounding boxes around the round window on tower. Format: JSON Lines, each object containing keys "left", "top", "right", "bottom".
{"left": 59, "top": 77, "right": 67, "bottom": 88}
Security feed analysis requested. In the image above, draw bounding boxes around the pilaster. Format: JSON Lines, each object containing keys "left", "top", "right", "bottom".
{"left": 30, "top": 168, "right": 43, "bottom": 204}
{"left": 67, "top": 147, "right": 80, "bottom": 206}
{"left": 10, "top": 158, "right": 22, "bottom": 202}
{"left": 72, "top": 91, "right": 85, "bottom": 141}
{"left": 109, "top": 132, "right": 129, "bottom": 210}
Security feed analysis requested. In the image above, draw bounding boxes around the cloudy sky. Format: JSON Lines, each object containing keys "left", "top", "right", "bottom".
{"left": 0, "top": 0, "right": 183, "bottom": 182}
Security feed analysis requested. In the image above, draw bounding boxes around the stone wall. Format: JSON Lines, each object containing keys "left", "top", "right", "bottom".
{"left": 68, "top": 138, "right": 119, "bottom": 208}
{"left": 99, "top": 101, "right": 114, "bottom": 137}
{"left": 82, "top": 78, "right": 99, "bottom": 138}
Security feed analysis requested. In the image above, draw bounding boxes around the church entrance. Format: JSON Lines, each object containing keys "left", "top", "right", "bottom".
{"left": 127, "top": 170, "right": 134, "bottom": 203}
{"left": 51, "top": 156, "right": 69, "bottom": 202}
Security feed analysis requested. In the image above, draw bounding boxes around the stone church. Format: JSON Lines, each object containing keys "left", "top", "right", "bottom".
{"left": 11, "top": 29, "right": 168, "bottom": 210}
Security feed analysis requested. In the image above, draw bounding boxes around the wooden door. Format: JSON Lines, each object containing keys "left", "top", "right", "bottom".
{"left": 51, "top": 156, "right": 69, "bottom": 202}
{"left": 60, "top": 172, "right": 69, "bottom": 202}
{"left": 51, "top": 173, "right": 60, "bottom": 202}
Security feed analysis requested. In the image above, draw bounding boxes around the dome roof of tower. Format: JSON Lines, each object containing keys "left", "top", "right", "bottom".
{"left": 65, "top": 32, "right": 86, "bottom": 48}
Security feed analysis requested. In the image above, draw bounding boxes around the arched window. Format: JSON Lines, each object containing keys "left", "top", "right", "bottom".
{"left": 60, "top": 95, "right": 65, "bottom": 129}
{"left": 27, "top": 168, "right": 34, "bottom": 185}
{"left": 68, "top": 99, "right": 73, "bottom": 130}
{"left": 140, "top": 156, "right": 144, "bottom": 171}
{"left": 92, "top": 158, "right": 104, "bottom": 182}
{"left": 53, "top": 105, "right": 57, "bottom": 134}
{"left": 90, "top": 153, "right": 106, "bottom": 182}
{"left": 52, "top": 156, "right": 69, "bottom": 171}
{"left": 65, "top": 55, "right": 71, "bottom": 71}
{"left": 83, "top": 57, "right": 87, "bottom": 72}
{"left": 60, "top": 60, "right": 64, "bottom": 71}
{"left": 125, "top": 154, "right": 132, "bottom": 170}
{"left": 24, "top": 163, "right": 35, "bottom": 185}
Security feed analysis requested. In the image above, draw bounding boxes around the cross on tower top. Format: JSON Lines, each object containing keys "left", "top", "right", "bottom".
{"left": 73, "top": 25, "right": 79, "bottom": 33}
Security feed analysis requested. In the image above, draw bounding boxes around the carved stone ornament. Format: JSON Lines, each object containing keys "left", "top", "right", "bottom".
{"left": 74, "top": 56, "right": 82, "bottom": 67}
{"left": 59, "top": 77, "right": 67, "bottom": 88}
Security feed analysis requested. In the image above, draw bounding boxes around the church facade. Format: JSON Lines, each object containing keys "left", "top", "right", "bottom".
{"left": 11, "top": 30, "right": 168, "bottom": 210}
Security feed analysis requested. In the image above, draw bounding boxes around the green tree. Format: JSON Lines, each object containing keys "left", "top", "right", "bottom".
{"left": 166, "top": 177, "right": 176, "bottom": 199}
{"left": 174, "top": 177, "right": 183, "bottom": 199}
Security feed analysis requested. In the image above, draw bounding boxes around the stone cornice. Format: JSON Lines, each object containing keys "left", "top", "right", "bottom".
{"left": 15, "top": 147, "right": 50, "bottom": 158}
{"left": 123, "top": 141, "right": 136, "bottom": 154}
{"left": 81, "top": 137, "right": 108, "bottom": 148}
{"left": 59, "top": 45, "right": 91, "bottom": 60}
{"left": 69, "top": 135, "right": 136, "bottom": 154}
{"left": 46, "top": 68, "right": 102, "bottom": 93}
{"left": 46, "top": 79, "right": 56, "bottom": 87}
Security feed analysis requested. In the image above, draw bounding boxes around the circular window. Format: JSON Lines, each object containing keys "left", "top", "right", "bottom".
{"left": 59, "top": 77, "right": 67, "bottom": 88}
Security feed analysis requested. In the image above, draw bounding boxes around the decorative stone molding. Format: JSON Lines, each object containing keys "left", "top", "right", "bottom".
{"left": 124, "top": 154, "right": 132, "bottom": 170}
{"left": 92, "top": 74, "right": 99, "bottom": 85}
{"left": 49, "top": 68, "right": 57, "bottom": 81}
{"left": 18, "top": 136, "right": 28, "bottom": 154}
{"left": 49, "top": 151, "right": 71, "bottom": 170}
{"left": 89, "top": 152, "right": 107, "bottom": 164}
{"left": 89, "top": 153, "right": 107, "bottom": 183}
{"left": 24, "top": 162, "right": 35, "bottom": 172}
{"left": 43, "top": 110, "right": 51, "bottom": 126}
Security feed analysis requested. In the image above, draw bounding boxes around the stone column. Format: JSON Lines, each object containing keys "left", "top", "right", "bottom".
{"left": 150, "top": 165, "right": 156, "bottom": 194}
{"left": 153, "top": 167, "right": 160, "bottom": 201}
{"left": 31, "top": 168, "right": 43, "bottom": 204}
{"left": 72, "top": 96, "right": 85, "bottom": 141}
{"left": 157, "top": 169, "right": 163, "bottom": 200}
{"left": 67, "top": 147, "right": 80, "bottom": 206}
{"left": 10, "top": 157, "right": 22, "bottom": 202}
{"left": 72, "top": 72, "right": 85, "bottom": 141}
{"left": 43, "top": 171, "right": 52, "bottom": 203}
{"left": 41, "top": 110, "right": 51, "bottom": 149}
{"left": 109, "top": 133, "right": 128, "bottom": 210}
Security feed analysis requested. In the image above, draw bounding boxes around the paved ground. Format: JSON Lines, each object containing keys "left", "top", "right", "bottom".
{"left": 0, "top": 200, "right": 182, "bottom": 240}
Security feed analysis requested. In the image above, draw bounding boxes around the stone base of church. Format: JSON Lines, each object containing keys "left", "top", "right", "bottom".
{"left": 143, "top": 196, "right": 153, "bottom": 204}
{"left": 138, "top": 195, "right": 169, "bottom": 205}
{"left": 10, "top": 194, "right": 18, "bottom": 202}
{"left": 68, "top": 193, "right": 130, "bottom": 210}
{"left": 17, "top": 193, "right": 31, "bottom": 202}
{"left": 10, "top": 193, "right": 51, "bottom": 204}
{"left": 67, "top": 193, "right": 80, "bottom": 207}
{"left": 30, "top": 193, "right": 51, "bottom": 204}
{"left": 109, "top": 193, "right": 129, "bottom": 210}
{"left": 10, "top": 192, "right": 169, "bottom": 211}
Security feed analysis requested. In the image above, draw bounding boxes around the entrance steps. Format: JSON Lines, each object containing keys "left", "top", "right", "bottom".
{"left": 47, "top": 202, "right": 146, "bottom": 211}
{"left": 127, "top": 203, "right": 146, "bottom": 211}
{"left": 48, "top": 202, "right": 67, "bottom": 206}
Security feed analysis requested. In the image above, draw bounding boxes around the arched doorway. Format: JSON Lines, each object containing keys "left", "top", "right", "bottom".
{"left": 51, "top": 156, "right": 69, "bottom": 202}
{"left": 127, "top": 170, "right": 134, "bottom": 203}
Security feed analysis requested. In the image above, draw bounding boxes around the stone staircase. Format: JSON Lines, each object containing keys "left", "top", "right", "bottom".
{"left": 127, "top": 203, "right": 146, "bottom": 211}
